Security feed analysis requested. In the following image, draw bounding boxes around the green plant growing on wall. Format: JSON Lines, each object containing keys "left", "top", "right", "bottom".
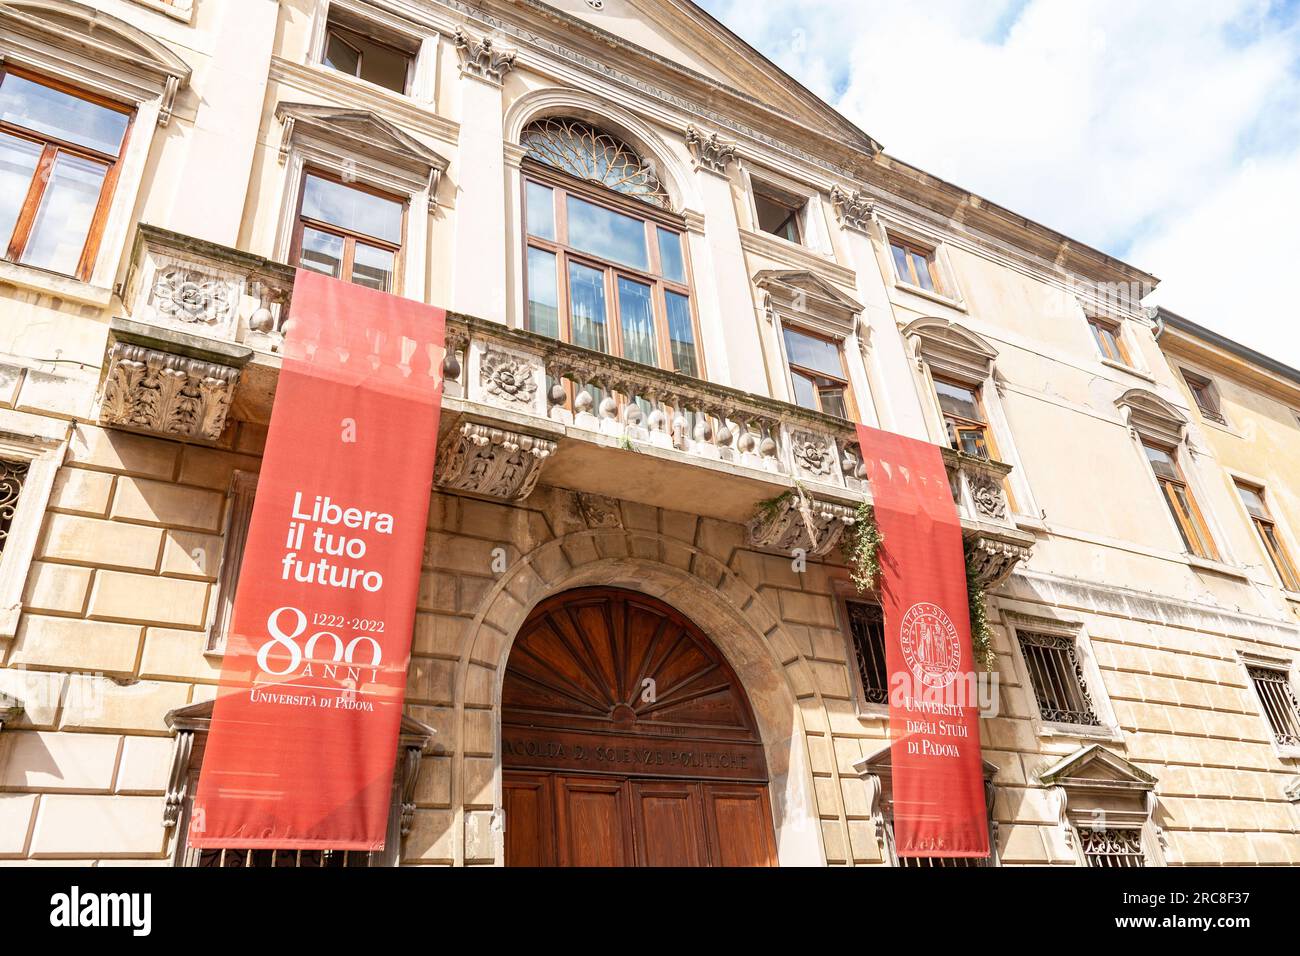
{"left": 965, "top": 544, "right": 995, "bottom": 672}
{"left": 842, "top": 500, "right": 883, "bottom": 594}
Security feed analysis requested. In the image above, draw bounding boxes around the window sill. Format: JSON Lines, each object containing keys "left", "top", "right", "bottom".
{"left": 892, "top": 279, "right": 966, "bottom": 312}
{"left": 1272, "top": 743, "right": 1300, "bottom": 761}
{"left": 1185, "top": 554, "right": 1250, "bottom": 581}
{"left": 855, "top": 704, "right": 890, "bottom": 726}
{"left": 128, "top": 0, "right": 194, "bottom": 21}
{"left": 1036, "top": 720, "right": 1124, "bottom": 744}
{"left": 1197, "top": 414, "right": 1237, "bottom": 438}
{"left": 1101, "top": 358, "right": 1155, "bottom": 383}
{"left": 1284, "top": 590, "right": 1300, "bottom": 605}
{"left": 0, "top": 260, "right": 112, "bottom": 308}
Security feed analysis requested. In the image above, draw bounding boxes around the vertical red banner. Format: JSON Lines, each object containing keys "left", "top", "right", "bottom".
{"left": 856, "top": 424, "right": 988, "bottom": 858}
{"left": 190, "top": 271, "right": 445, "bottom": 850}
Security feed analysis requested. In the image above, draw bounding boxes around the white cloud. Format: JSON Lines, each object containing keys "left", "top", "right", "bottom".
{"left": 700, "top": 0, "right": 1300, "bottom": 368}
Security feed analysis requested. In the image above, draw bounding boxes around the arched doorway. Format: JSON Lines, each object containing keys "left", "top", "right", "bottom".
{"left": 501, "top": 587, "right": 778, "bottom": 866}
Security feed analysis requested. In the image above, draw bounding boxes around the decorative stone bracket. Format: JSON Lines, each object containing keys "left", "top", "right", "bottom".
{"left": 100, "top": 342, "right": 241, "bottom": 442}
{"left": 453, "top": 26, "right": 517, "bottom": 84}
{"left": 685, "top": 125, "right": 738, "bottom": 175}
{"left": 829, "top": 185, "right": 875, "bottom": 232}
{"left": 943, "top": 448, "right": 1035, "bottom": 588}
{"left": 965, "top": 534, "right": 1033, "bottom": 590}
{"left": 747, "top": 491, "right": 857, "bottom": 557}
{"left": 436, "top": 419, "right": 557, "bottom": 503}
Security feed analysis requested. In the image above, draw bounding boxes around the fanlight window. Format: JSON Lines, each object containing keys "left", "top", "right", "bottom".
{"left": 521, "top": 118, "right": 670, "bottom": 209}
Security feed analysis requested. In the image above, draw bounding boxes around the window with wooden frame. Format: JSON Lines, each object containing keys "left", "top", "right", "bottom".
{"left": 292, "top": 169, "right": 405, "bottom": 293}
{"left": 1088, "top": 316, "right": 1130, "bottom": 366}
{"left": 321, "top": 10, "right": 414, "bottom": 94}
{"left": 0, "top": 68, "right": 132, "bottom": 281}
{"left": 1235, "top": 481, "right": 1300, "bottom": 591}
{"left": 889, "top": 234, "right": 943, "bottom": 295}
{"left": 933, "top": 377, "right": 992, "bottom": 459}
{"left": 1142, "top": 441, "right": 1219, "bottom": 560}
{"left": 782, "top": 325, "right": 854, "bottom": 419}
{"left": 752, "top": 180, "right": 805, "bottom": 245}
{"left": 1180, "top": 368, "right": 1225, "bottom": 424}
{"left": 521, "top": 120, "right": 701, "bottom": 378}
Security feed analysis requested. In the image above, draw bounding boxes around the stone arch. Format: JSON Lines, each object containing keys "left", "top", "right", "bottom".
{"left": 453, "top": 525, "right": 828, "bottom": 866}
{"left": 503, "top": 86, "right": 698, "bottom": 212}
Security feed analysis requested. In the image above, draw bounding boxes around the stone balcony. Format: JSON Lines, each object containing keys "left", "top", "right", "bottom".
{"left": 98, "top": 226, "right": 1033, "bottom": 587}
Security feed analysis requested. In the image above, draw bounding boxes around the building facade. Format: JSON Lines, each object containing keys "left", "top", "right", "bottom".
{"left": 0, "top": 0, "right": 1298, "bottom": 866}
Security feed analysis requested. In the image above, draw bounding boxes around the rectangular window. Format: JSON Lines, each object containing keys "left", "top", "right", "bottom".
{"left": 0, "top": 69, "right": 131, "bottom": 280}
{"left": 322, "top": 16, "right": 413, "bottom": 94}
{"left": 1236, "top": 482, "right": 1300, "bottom": 591}
{"left": 1080, "top": 827, "right": 1145, "bottom": 867}
{"left": 1088, "top": 317, "right": 1129, "bottom": 365}
{"left": 1180, "top": 368, "right": 1225, "bottom": 424}
{"left": 0, "top": 458, "right": 30, "bottom": 560}
{"left": 1017, "top": 630, "right": 1100, "bottom": 726}
{"left": 521, "top": 170, "right": 701, "bottom": 379}
{"left": 1142, "top": 442, "right": 1218, "bottom": 560}
{"left": 1248, "top": 665, "right": 1300, "bottom": 748}
{"left": 752, "top": 182, "right": 804, "bottom": 244}
{"left": 782, "top": 326, "right": 851, "bottom": 419}
{"left": 933, "top": 378, "right": 990, "bottom": 459}
{"left": 844, "top": 599, "right": 887, "bottom": 705}
{"left": 294, "top": 170, "right": 404, "bottom": 292}
{"left": 889, "top": 235, "right": 943, "bottom": 294}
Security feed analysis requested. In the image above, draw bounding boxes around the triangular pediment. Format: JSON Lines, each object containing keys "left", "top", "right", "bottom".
{"left": 276, "top": 103, "right": 449, "bottom": 177}
{"left": 755, "top": 270, "right": 864, "bottom": 316}
{"left": 528, "top": 0, "right": 881, "bottom": 156}
{"left": 1, "top": 0, "right": 192, "bottom": 84}
{"left": 1038, "top": 744, "right": 1156, "bottom": 790}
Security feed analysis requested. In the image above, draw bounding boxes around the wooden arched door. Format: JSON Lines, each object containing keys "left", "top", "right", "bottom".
{"left": 502, "top": 587, "right": 777, "bottom": 867}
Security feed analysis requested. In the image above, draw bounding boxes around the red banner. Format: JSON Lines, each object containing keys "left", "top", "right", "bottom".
{"left": 856, "top": 424, "right": 988, "bottom": 858}
{"left": 190, "top": 271, "right": 445, "bottom": 850}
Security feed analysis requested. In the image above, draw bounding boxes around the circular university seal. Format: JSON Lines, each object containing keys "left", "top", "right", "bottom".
{"left": 899, "top": 602, "right": 962, "bottom": 689}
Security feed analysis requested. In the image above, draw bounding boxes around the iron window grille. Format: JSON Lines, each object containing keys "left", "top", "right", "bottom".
{"left": 1248, "top": 665, "right": 1300, "bottom": 748}
{"left": 1079, "top": 827, "right": 1146, "bottom": 867}
{"left": 846, "top": 599, "right": 888, "bottom": 705}
{"left": 0, "top": 459, "right": 30, "bottom": 559}
{"left": 1018, "top": 630, "right": 1101, "bottom": 726}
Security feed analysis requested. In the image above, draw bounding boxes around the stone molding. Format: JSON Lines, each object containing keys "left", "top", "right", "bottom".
{"left": 747, "top": 492, "right": 856, "bottom": 557}
{"left": 829, "top": 185, "right": 875, "bottom": 232}
{"left": 100, "top": 341, "right": 243, "bottom": 443}
{"left": 436, "top": 420, "right": 556, "bottom": 502}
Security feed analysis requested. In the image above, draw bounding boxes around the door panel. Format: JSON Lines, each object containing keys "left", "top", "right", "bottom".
{"left": 630, "top": 780, "right": 708, "bottom": 866}
{"left": 503, "top": 771, "right": 555, "bottom": 867}
{"left": 703, "top": 783, "right": 778, "bottom": 867}
{"left": 554, "top": 775, "right": 632, "bottom": 866}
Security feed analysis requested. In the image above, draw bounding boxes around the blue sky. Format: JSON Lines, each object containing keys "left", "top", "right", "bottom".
{"left": 699, "top": 0, "right": 1300, "bottom": 369}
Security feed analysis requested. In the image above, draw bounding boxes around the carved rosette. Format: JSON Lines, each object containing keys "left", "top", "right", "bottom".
{"left": 969, "top": 472, "right": 1009, "bottom": 520}
{"left": 453, "top": 27, "right": 517, "bottom": 84}
{"left": 479, "top": 346, "right": 539, "bottom": 408}
{"left": 100, "top": 342, "right": 241, "bottom": 442}
{"left": 436, "top": 421, "right": 555, "bottom": 502}
{"left": 575, "top": 492, "right": 623, "bottom": 529}
{"left": 789, "top": 430, "right": 836, "bottom": 481}
{"left": 685, "top": 125, "right": 738, "bottom": 175}
{"left": 829, "top": 185, "right": 875, "bottom": 232}
{"left": 151, "top": 266, "right": 237, "bottom": 327}
{"left": 747, "top": 493, "right": 856, "bottom": 557}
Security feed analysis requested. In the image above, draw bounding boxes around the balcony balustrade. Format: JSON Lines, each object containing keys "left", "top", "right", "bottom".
{"left": 98, "top": 225, "right": 1033, "bottom": 586}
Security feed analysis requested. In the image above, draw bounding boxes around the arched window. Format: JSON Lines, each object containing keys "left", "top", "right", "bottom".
{"left": 520, "top": 117, "right": 701, "bottom": 378}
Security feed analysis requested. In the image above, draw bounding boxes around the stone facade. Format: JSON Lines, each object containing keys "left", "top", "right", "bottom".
{"left": 0, "top": 0, "right": 1298, "bottom": 867}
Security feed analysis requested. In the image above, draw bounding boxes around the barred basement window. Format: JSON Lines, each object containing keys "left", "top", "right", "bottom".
{"left": 1018, "top": 630, "right": 1101, "bottom": 726}
{"left": 897, "top": 854, "right": 987, "bottom": 868}
{"left": 1079, "top": 827, "right": 1146, "bottom": 867}
{"left": 0, "top": 459, "right": 30, "bottom": 558}
{"left": 194, "top": 847, "right": 374, "bottom": 868}
{"left": 845, "top": 599, "right": 888, "bottom": 705}
{"left": 1248, "top": 665, "right": 1300, "bottom": 748}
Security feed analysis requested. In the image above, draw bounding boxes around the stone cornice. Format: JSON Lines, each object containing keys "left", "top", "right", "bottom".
{"left": 1157, "top": 309, "right": 1300, "bottom": 403}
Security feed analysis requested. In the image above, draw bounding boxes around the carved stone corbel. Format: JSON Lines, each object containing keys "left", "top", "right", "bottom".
{"left": 747, "top": 491, "right": 856, "bottom": 557}
{"left": 436, "top": 421, "right": 556, "bottom": 502}
{"left": 685, "top": 125, "right": 737, "bottom": 175}
{"left": 829, "top": 185, "right": 875, "bottom": 232}
{"left": 0, "top": 692, "right": 23, "bottom": 732}
{"left": 964, "top": 533, "right": 1032, "bottom": 589}
{"left": 453, "top": 26, "right": 517, "bottom": 84}
{"left": 100, "top": 341, "right": 244, "bottom": 443}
